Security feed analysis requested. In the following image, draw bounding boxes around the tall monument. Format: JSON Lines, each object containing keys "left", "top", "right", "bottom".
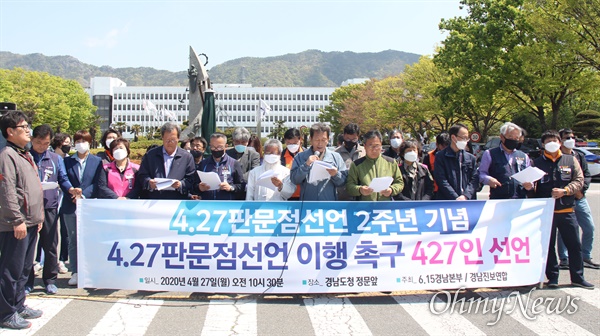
{"left": 186, "top": 46, "right": 211, "bottom": 138}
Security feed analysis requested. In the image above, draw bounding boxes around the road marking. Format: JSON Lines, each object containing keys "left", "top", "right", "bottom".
{"left": 0, "top": 298, "right": 72, "bottom": 336}
{"left": 201, "top": 299, "right": 257, "bottom": 336}
{"left": 392, "top": 294, "right": 485, "bottom": 336}
{"left": 478, "top": 291, "right": 594, "bottom": 336}
{"left": 560, "top": 288, "right": 600, "bottom": 309}
{"left": 88, "top": 299, "right": 163, "bottom": 336}
{"left": 304, "top": 296, "right": 372, "bottom": 335}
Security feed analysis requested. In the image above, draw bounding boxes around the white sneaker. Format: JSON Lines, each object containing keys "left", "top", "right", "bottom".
{"left": 68, "top": 273, "right": 78, "bottom": 286}
{"left": 33, "top": 263, "right": 43, "bottom": 274}
{"left": 57, "top": 261, "right": 68, "bottom": 274}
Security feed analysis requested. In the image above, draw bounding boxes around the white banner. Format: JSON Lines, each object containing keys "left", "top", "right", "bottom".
{"left": 77, "top": 199, "right": 554, "bottom": 293}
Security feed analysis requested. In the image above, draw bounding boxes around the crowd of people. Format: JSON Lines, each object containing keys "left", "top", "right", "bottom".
{"left": 0, "top": 109, "right": 597, "bottom": 329}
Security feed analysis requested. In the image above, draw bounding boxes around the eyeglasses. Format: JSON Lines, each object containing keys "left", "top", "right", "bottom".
{"left": 455, "top": 135, "right": 469, "bottom": 142}
{"left": 163, "top": 139, "right": 178, "bottom": 144}
{"left": 14, "top": 124, "right": 30, "bottom": 130}
{"left": 210, "top": 147, "right": 225, "bottom": 151}
{"left": 367, "top": 144, "right": 382, "bottom": 150}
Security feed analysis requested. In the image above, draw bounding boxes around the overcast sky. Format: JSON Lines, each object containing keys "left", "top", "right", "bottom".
{"left": 0, "top": 0, "right": 465, "bottom": 72}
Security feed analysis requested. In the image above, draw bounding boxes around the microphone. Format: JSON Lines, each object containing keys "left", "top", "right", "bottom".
{"left": 314, "top": 151, "right": 320, "bottom": 159}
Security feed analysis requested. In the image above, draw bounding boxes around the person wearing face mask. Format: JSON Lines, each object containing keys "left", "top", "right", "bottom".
{"left": 246, "top": 139, "right": 295, "bottom": 201}
{"left": 225, "top": 127, "right": 260, "bottom": 184}
{"left": 433, "top": 123, "right": 479, "bottom": 200}
{"left": 96, "top": 129, "right": 121, "bottom": 165}
{"left": 180, "top": 139, "right": 191, "bottom": 152}
{"left": 190, "top": 136, "right": 208, "bottom": 170}
{"left": 530, "top": 130, "right": 593, "bottom": 289}
{"left": 335, "top": 123, "right": 365, "bottom": 201}
{"left": 97, "top": 138, "right": 140, "bottom": 200}
{"left": 555, "top": 129, "right": 599, "bottom": 270}
{"left": 196, "top": 133, "right": 246, "bottom": 200}
{"left": 383, "top": 129, "right": 404, "bottom": 161}
{"left": 346, "top": 130, "right": 403, "bottom": 201}
{"left": 395, "top": 139, "right": 433, "bottom": 200}
{"left": 50, "top": 133, "right": 71, "bottom": 158}
{"left": 61, "top": 130, "right": 103, "bottom": 287}
{"left": 281, "top": 128, "right": 304, "bottom": 201}
{"left": 423, "top": 132, "right": 450, "bottom": 198}
{"left": 478, "top": 122, "right": 533, "bottom": 199}
{"left": 49, "top": 132, "right": 71, "bottom": 274}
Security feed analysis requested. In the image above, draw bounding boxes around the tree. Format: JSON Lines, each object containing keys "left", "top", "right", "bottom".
{"left": 131, "top": 124, "right": 142, "bottom": 142}
{"left": 268, "top": 120, "right": 287, "bottom": 141}
{"left": 573, "top": 110, "right": 600, "bottom": 138}
{"left": 0, "top": 68, "right": 97, "bottom": 134}
{"left": 435, "top": 0, "right": 600, "bottom": 132}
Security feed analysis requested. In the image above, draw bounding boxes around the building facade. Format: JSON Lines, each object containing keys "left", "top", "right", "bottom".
{"left": 87, "top": 77, "right": 336, "bottom": 139}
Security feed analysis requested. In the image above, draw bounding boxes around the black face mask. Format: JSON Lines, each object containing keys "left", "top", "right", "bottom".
{"left": 344, "top": 140, "right": 358, "bottom": 152}
{"left": 191, "top": 150, "right": 204, "bottom": 159}
{"left": 211, "top": 149, "right": 225, "bottom": 159}
{"left": 61, "top": 145, "right": 71, "bottom": 154}
{"left": 503, "top": 138, "right": 519, "bottom": 151}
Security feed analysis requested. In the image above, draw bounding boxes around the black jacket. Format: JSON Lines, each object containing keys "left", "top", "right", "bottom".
{"left": 433, "top": 146, "right": 479, "bottom": 200}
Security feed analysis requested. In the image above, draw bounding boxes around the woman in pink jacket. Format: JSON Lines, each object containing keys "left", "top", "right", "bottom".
{"left": 97, "top": 138, "right": 140, "bottom": 199}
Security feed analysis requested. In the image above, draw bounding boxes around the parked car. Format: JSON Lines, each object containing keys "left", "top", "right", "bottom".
{"left": 575, "top": 147, "right": 600, "bottom": 178}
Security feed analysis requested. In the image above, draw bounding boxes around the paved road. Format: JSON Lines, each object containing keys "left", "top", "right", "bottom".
{"left": 11, "top": 183, "right": 600, "bottom": 335}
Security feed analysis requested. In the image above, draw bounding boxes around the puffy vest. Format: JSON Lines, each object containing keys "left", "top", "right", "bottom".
{"left": 488, "top": 147, "right": 528, "bottom": 199}
{"left": 104, "top": 161, "right": 140, "bottom": 197}
{"left": 533, "top": 154, "right": 576, "bottom": 211}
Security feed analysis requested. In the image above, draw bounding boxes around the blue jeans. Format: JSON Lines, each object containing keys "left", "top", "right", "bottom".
{"left": 63, "top": 213, "right": 78, "bottom": 273}
{"left": 558, "top": 197, "right": 595, "bottom": 260}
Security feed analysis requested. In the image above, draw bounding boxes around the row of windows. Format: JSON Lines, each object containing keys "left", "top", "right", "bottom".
{"left": 115, "top": 93, "right": 189, "bottom": 101}
{"left": 113, "top": 115, "right": 188, "bottom": 123}
{"left": 222, "top": 104, "right": 324, "bottom": 112}
{"left": 112, "top": 92, "right": 331, "bottom": 102}
{"left": 215, "top": 93, "right": 331, "bottom": 101}
{"left": 218, "top": 114, "right": 318, "bottom": 123}
{"left": 114, "top": 104, "right": 188, "bottom": 111}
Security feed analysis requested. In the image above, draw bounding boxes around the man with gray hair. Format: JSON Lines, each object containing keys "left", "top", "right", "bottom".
{"left": 226, "top": 127, "right": 261, "bottom": 183}
{"left": 137, "top": 122, "right": 197, "bottom": 199}
{"left": 478, "top": 122, "right": 533, "bottom": 199}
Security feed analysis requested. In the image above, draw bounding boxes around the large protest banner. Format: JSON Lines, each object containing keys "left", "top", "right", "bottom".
{"left": 78, "top": 199, "right": 554, "bottom": 293}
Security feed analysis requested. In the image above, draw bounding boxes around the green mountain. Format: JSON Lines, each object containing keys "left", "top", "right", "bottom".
{"left": 0, "top": 49, "right": 420, "bottom": 87}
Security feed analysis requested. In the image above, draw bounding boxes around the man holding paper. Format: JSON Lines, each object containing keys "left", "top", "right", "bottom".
{"left": 346, "top": 130, "right": 404, "bottom": 201}
{"left": 290, "top": 123, "right": 347, "bottom": 201}
{"left": 138, "top": 123, "right": 196, "bottom": 200}
{"left": 478, "top": 122, "right": 533, "bottom": 199}
{"left": 196, "top": 133, "right": 246, "bottom": 200}
{"left": 246, "top": 139, "right": 295, "bottom": 201}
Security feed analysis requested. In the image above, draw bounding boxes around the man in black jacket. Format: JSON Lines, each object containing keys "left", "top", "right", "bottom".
{"left": 433, "top": 123, "right": 479, "bottom": 200}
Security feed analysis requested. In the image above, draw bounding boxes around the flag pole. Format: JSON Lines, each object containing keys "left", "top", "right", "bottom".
{"left": 256, "top": 100, "right": 261, "bottom": 139}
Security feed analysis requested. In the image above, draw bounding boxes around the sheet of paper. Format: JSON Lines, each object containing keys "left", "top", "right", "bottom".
{"left": 41, "top": 182, "right": 59, "bottom": 191}
{"left": 510, "top": 166, "right": 546, "bottom": 184}
{"left": 308, "top": 160, "right": 334, "bottom": 184}
{"left": 154, "top": 178, "right": 176, "bottom": 191}
{"left": 257, "top": 170, "right": 279, "bottom": 191}
{"left": 368, "top": 176, "right": 394, "bottom": 192}
{"left": 197, "top": 171, "right": 222, "bottom": 190}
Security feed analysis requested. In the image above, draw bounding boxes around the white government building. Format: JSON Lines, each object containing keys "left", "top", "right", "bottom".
{"left": 86, "top": 77, "right": 368, "bottom": 139}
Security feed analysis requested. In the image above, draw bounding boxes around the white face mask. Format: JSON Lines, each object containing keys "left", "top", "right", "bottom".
{"left": 456, "top": 140, "right": 468, "bottom": 151}
{"left": 404, "top": 151, "right": 419, "bottom": 163}
{"left": 286, "top": 144, "right": 300, "bottom": 153}
{"left": 75, "top": 142, "right": 89, "bottom": 154}
{"left": 563, "top": 139, "right": 576, "bottom": 149}
{"left": 264, "top": 154, "right": 280, "bottom": 165}
{"left": 544, "top": 141, "right": 561, "bottom": 153}
{"left": 112, "top": 148, "right": 128, "bottom": 161}
{"left": 106, "top": 139, "right": 114, "bottom": 148}
{"left": 390, "top": 138, "right": 402, "bottom": 149}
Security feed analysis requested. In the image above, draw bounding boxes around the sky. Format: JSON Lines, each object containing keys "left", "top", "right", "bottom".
{"left": 0, "top": 0, "right": 465, "bottom": 72}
